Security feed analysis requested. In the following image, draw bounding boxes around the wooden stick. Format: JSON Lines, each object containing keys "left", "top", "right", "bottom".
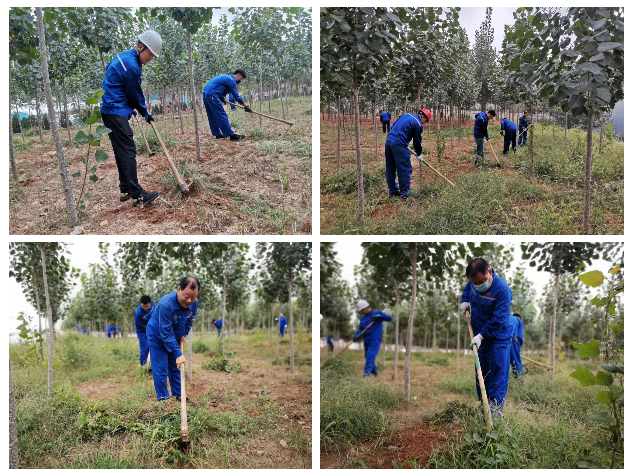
{"left": 179, "top": 341, "right": 190, "bottom": 443}
{"left": 133, "top": 114, "right": 155, "bottom": 156}
{"left": 408, "top": 147, "right": 455, "bottom": 187}
{"left": 326, "top": 321, "right": 375, "bottom": 363}
{"left": 465, "top": 310, "right": 494, "bottom": 429}
{"left": 522, "top": 354, "right": 552, "bottom": 369}
{"left": 149, "top": 121, "right": 189, "bottom": 193}
{"left": 486, "top": 138, "right": 502, "bottom": 166}
{"left": 229, "top": 102, "right": 294, "bottom": 126}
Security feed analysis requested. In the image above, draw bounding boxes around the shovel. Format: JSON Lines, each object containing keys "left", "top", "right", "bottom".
{"left": 228, "top": 102, "right": 294, "bottom": 127}
{"left": 179, "top": 340, "right": 190, "bottom": 449}
{"left": 323, "top": 321, "right": 375, "bottom": 366}
{"left": 486, "top": 138, "right": 502, "bottom": 167}
{"left": 149, "top": 121, "right": 189, "bottom": 194}
{"left": 465, "top": 310, "right": 494, "bottom": 429}
{"left": 133, "top": 113, "right": 155, "bottom": 156}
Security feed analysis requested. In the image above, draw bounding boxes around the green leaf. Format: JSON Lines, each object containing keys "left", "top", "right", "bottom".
{"left": 594, "top": 371, "right": 613, "bottom": 386}
{"left": 95, "top": 90, "right": 105, "bottom": 98}
{"left": 85, "top": 114, "right": 98, "bottom": 125}
{"left": 87, "top": 97, "right": 98, "bottom": 105}
{"left": 609, "top": 265, "right": 621, "bottom": 275}
{"left": 571, "top": 339, "right": 601, "bottom": 358}
{"left": 601, "top": 364, "right": 623, "bottom": 374}
{"left": 589, "top": 412, "right": 614, "bottom": 424}
{"left": 74, "top": 130, "right": 88, "bottom": 143}
{"left": 579, "top": 270, "right": 605, "bottom": 287}
{"left": 95, "top": 150, "right": 108, "bottom": 162}
{"left": 96, "top": 125, "right": 111, "bottom": 136}
{"left": 608, "top": 323, "right": 622, "bottom": 333}
{"left": 569, "top": 368, "right": 595, "bottom": 386}
{"left": 597, "top": 42, "right": 622, "bottom": 52}
{"left": 84, "top": 193, "right": 91, "bottom": 199}
{"left": 89, "top": 174, "right": 99, "bottom": 183}
{"left": 71, "top": 171, "right": 81, "bottom": 178}
{"left": 608, "top": 384, "right": 623, "bottom": 402}
{"left": 89, "top": 140, "right": 100, "bottom": 147}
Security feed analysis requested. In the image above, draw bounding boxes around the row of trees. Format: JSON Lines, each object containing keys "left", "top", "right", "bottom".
{"left": 320, "top": 242, "right": 624, "bottom": 407}
{"left": 320, "top": 7, "right": 623, "bottom": 233}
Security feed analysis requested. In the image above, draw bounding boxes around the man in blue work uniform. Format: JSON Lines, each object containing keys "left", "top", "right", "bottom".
{"left": 202, "top": 70, "right": 252, "bottom": 141}
{"left": 106, "top": 323, "right": 113, "bottom": 338}
{"left": 326, "top": 336, "right": 334, "bottom": 353}
{"left": 500, "top": 117, "right": 517, "bottom": 155}
{"left": 518, "top": 111, "right": 530, "bottom": 147}
{"left": 379, "top": 109, "right": 391, "bottom": 134}
{"left": 460, "top": 258, "right": 513, "bottom": 416}
{"left": 509, "top": 313, "right": 524, "bottom": 377}
{"left": 277, "top": 314, "right": 288, "bottom": 337}
{"left": 473, "top": 109, "right": 496, "bottom": 165}
{"left": 353, "top": 300, "right": 392, "bottom": 377}
{"left": 212, "top": 318, "right": 223, "bottom": 336}
{"left": 135, "top": 295, "right": 155, "bottom": 367}
{"left": 100, "top": 30, "right": 162, "bottom": 207}
{"left": 385, "top": 108, "right": 431, "bottom": 200}
{"left": 146, "top": 277, "right": 199, "bottom": 402}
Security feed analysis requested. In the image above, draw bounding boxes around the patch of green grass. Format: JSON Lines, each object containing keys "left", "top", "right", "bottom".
{"left": 258, "top": 140, "right": 312, "bottom": 157}
{"left": 154, "top": 159, "right": 206, "bottom": 192}
{"left": 321, "top": 162, "right": 386, "bottom": 195}
{"left": 302, "top": 108, "right": 312, "bottom": 115}
{"left": 9, "top": 178, "right": 24, "bottom": 210}
{"left": 272, "top": 355, "right": 312, "bottom": 366}
{"left": 202, "top": 354, "right": 243, "bottom": 374}
{"left": 246, "top": 128, "right": 274, "bottom": 141}
{"left": 13, "top": 140, "right": 32, "bottom": 151}
{"left": 134, "top": 128, "right": 176, "bottom": 154}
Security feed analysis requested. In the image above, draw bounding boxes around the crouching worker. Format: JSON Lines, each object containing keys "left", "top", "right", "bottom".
{"left": 380, "top": 109, "right": 391, "bottom": 133}
{"left": 509, "top": 313, "right": 524, "bottom": 377}
{"left": 212, "top": 318, "right": 223, "bottom": 336}
{"left": 100, "top": 30, "right": 162, "bottom": 207}
{"left": 135, "top": 295, "right": 155, "bottom": 367}
{"left": 500, "top": 117, "right": 517, "bottom": 155}
{"left": 277, "top": 314, "right": 288, "bottom": 337}
{"left": 146, "top": 277, "right": 199, "bottom": 402}
{"left": 353, "top": 300, "right": 392, "bottom": 377}
{"left": 384, "top": 109, "right": 430, "bottom": 200}
{"left": 461, "top": 258, "right": 513, "bottom": 417}
{"left": 202, "top": 69, "right": 252, "bottom": 141}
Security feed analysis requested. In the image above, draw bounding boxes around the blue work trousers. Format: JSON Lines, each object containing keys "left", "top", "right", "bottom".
{"left": 385, "top": 140, "right": 412, "bottom": 198}
{"left": 475, "top": 340, "right": 511, "bottom": 415}
{"left": 518, "top": 128, "right": 527, "bottom": 146}
{"left": 475, "top": 136, "right": 485, "bottom": 157}
{"left": 382, "top": 121, "right": 391, "bottom": 133}
{"left": 510, "top": 340, "right": 524, "bottom": 377}
{"left": 137, "top": 332, "right": 149, "bottom": 366}
{"left": 147, "top": 334, "right": 181, "bottom": 401}
{"left": 503, "top": 130, "right": 517, "bottom": 154}
{"left": 363, "top": 339, "right": 381, "bottom": 376}
{"left": 203, "top": 92, "right": 234, "bottom": 137}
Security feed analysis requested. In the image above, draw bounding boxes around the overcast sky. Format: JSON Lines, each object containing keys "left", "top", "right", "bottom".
{"left": 331, "top": 242, "right": 619, "bottom": 323}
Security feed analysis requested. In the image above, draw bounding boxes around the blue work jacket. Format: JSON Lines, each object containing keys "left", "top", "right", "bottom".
{"left": 100, "top": 49, "right": 149, "bottom": 118}
{"left": 473, "top": 112, "right": 490, "bottom": 139}
{"left": 146, "top": 292, "right": 198, "bottom": 359}
{"left": 387, "top": 113, "right": 424, "bottom": 155}
{"left": 203, "top": 75, "right": 244, "bottom": 105}
{"left": 518, "top": 115, "right": 530, "bottom": 129}
{"left": 380, "top": 111, "right": 391, "bottom": 122}
{"left": 500, "top": 118, "right": 517, "bottom": 132}
{"left": 353, "top": 310, "right": 393, "bottom": 344}
{"left": 134, "top": 300, "right": 155, "bottom": 334}
{"left": 510, "top": 315, "right": 524, "bottom": 346}
{"left": 461, "top": 271, "right": 513, "bottom": 341}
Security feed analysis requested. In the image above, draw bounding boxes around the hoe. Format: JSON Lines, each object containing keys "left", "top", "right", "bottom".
{"left": 323, "top": 321, "right": 375, "bottom": 366}
{"left": 149, "top": 121, "right": 189, "bottom": 194}
{"left": 179, "top": 341, "right": 190, "bottom": 451}
{"left": 465, "top": 310, "right": 494, "bottom": 430}
{"left": 229, "top": 102, "right": 294, "bottom": 128}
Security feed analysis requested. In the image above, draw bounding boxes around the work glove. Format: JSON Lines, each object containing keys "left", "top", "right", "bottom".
{"left": 244, "top": 106, "right": 253, "bottom": 113}
{"left": 352, "top": 335, "right": 359, "bottom": 342}
{"left": 485, "top": 135, "right": 490, "bottom": 142}
{"left": 145, "top": 113, "right": 155, "bottom": 124}
{"left": 416, "top": 153, "right": 423, "bottom": 161}
{"left": 460, "top": 302, "right": 471, "bottom": 313}
{"left": 500, "top": 131, "right": 504, "bottom": 136}
{"left": 469, "top": 333, "right": 483, "bottom": 349}
{"left": 220, "top": 96, "right": 227, "bottom": 104}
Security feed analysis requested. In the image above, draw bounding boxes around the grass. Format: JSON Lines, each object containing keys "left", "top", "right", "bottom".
{"left": 134, "top": 127, "right": 176, "bottom": 154}
{"left": 12, "top": 329, "right": 311, "bottom": 468}
{"left": 320, "top": 120, "right": 624, "bottom": 235}
{"left": 320, "top": 347, "right": 619, "bottom": 468}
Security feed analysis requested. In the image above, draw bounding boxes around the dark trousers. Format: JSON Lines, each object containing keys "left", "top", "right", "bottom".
{"left": 382, "top": 120, "right": 391, "bottom": 133}
{"left": 503, "top": 129, "right": 516, "bottom": 154}
{"left": 475, "top": 136, "right": 485, "bottom": 157}
{"left": 518, "top": 127, "right": 528, "bottom": 146}
{"left": 101, "top": 113, "right": 142, "bottom": 197}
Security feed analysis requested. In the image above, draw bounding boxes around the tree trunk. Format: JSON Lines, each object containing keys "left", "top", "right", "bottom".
{"left": 9, "top": 361, "right": 19, "bottom": 469}
{"left": 98, "top": 43, "right": 106, "bottom": 72}
{"left": 374, "top": 106, "right": 378, "bottom": 157}
{"left": 529, "top": 122, "right": 535, "bottom": 177}
{"left": 551, "top": 244, "right": 564, "bottom": 379}
{"left": 33, "top": 272, "right": 44, "bottom": 359}
{"left": 353, "top": 87, "right": 364, "bottom": 222}
{"left": 62, "top": 73, "right": 71, "bottom": 144}
{"left": 288, "top": 272, "right": 295, "bottom": 373}
{"left": 35, "top": 8, "right": 79, "bottom": 226}
{"left": 456, "top": 307, "right": 460, "bottom": 370}
{"left": 186, "top": 31, "right": 201, "bottom": 160}
{"left": 178, "top": 84, "right": 184, "bottom": 135}
{"left": 40, "top": 244, "right": 54, "bottom": 397}
{"left": 583, "top": 110, "right": 594, "bottom": 234}
{"left": 393, "top": 284, "right": 400, "bottom": 380}
{"left": 336, "top": 95, "right": 341, "bottom": 172}
{"left": 417, "top": 83, "right": 422, "bottom": 111}
{"left": 221, "top": 273, "right": 227, "bottom": 355}
{"left": 34, "top": 86, "right": 43, "bottom": 142}
{"left": 404, "top": 243, "right": 417, "bottom": 410}
{"left": 275, "top": 316, "right": 280, "bottom": 359}
{"left": 565, "top": 111, "right": 568, "bottom": 145}
{"left": 188, "top": 256, "right": 194, "bottom": 381}
{"left": 277, "top": 76, "right": 286, "bottom": 121}
{"left": 598, "top": 112, "right": 604, "bottom": 155}
{"left": 259, "top": 48, "right": 264, "bottom": 129}
{"left": 9, "top": 68, "right": 19, "bottom": 181}
{"left": 432, "top": 316, "right": 437, "bottom": 350}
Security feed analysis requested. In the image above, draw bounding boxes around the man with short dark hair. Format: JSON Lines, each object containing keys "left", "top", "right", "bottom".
{"left": 460, "top": 257, "right": 513, "bottom": 416}
{"left": 146, "top": 277, "right": 199, "bottom": 402}
{"left": 202, "top": 69, "right": 252, "bottom": 141}
{"left": 135, "top": 295, "right": 155, "bottom": 367}
{"left": 473, "top": 109, "right": 496, "bottom": 165}
{"left": 101, "top": 30, "right": 162, "bottom": 207}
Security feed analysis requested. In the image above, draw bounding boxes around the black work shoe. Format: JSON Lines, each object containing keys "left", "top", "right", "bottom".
{"left": 229, "top": 134, "right": 246, "bottom": 141}
{"left": 401, "top": 195, "right": 408, "bottom": 201}
{"left": 389, "top": 190, "right": 401, "bottom": 198}
{"left": 215, "top": 135, "right": 226, "bottom": 139}
{"left": 176, "top": 396, "right": 200, "bottom": 408}
{"left": 120, "top": 193, "right": 132, "bottom": 202}
{"left": 133, "top": 190, "right": 160, "bottom": 207}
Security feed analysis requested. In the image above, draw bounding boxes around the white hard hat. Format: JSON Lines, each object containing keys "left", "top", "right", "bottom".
{"left": 138, "top": 30, "right": 163, "bottom": 57}
{"left": 357, "top": 300, "right": 370, "bottom": 311}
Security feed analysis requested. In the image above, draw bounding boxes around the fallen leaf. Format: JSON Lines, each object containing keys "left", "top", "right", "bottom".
{"left": 279, "top": 439, "right": 288, "bottom": 448}
{"left": 100, "top": 220, "right": 108, "bottom": 226}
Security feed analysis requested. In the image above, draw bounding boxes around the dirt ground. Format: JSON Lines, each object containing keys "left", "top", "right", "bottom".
{"left": 10, "top": 99, "right": 312, "bottom": 235}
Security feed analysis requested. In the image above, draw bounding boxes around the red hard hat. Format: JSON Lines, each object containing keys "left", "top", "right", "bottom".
{"left": 420, "top": 108, "right": 432, "bottom": 121}
{"left": 379, "top": 109, "right": 383, "bottom": 112}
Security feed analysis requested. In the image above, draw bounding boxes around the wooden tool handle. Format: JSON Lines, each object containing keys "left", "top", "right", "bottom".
{"left": 466, "top": 310, "right": 494, "bottom": 429}
{"left": 331, "top": 321, "right": 376, "bottom": 360}
{"left": 179, "top": 341, "right": 189, "bottom": 438}
{"left": 133, "top": 114, "right": 154, "bottom": 156}
{"left": 408, "top": 147, "right": 455, "bottom": 187}
{"left": 149, "top": 121, "right": 189, "bottom": 193}
{"left": 229, "top": 102, "right": 294, "bottom": 126}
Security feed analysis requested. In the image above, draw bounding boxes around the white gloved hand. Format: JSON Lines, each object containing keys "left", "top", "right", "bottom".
{"left": 460, "top": 302, "right": 471, "bottom": 313}
{"left": 470, "top": 333, "right": 483, "bottom": 349}
{"left": 416, "top": 153, "right": 423, "bottom": 161}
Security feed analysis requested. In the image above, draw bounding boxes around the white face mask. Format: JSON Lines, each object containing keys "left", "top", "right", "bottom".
{"left": 474, "top": 281, "right": 491, "bottom": 293}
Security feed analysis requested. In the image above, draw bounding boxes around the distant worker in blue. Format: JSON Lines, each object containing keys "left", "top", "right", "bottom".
{"left": 212, "top": 318, "right": 223, "bottom": 336}
{"left": 82, "top": 328, "right": 89, "bottom": 335}
{"left": 202, "top": 69, "right": 252, "bottom": 141}
{"left": 277, "top": 314, "right": 288, "bottom": 337}
{"left": 509, "top": 313, "right": 524, "bottom": 377}
{"left": 518, "top": 111, "right": 530, "bottom": 147}
{"left": 500, "top": 117, "right": 517, "bottom": 155}
{"left": 112, "top": 324, "right": 119, "bottom": 338}
{"left": 384, "top": 108, "right": 431, "bottom": 200}
{"left": 473, "top": 109, "right": 496, "bottom": 165}
{"left": 326, "top": 336, "right": 334, "bottom": 353}
{"left": 76, "top": 326, "right": 81, "bottom": 333}
{"left": 460, "top": 257, "right": 513, "bottom": 416}
{"left": 379, "top": 109, "right": 391, "bottom": 133}
{"left": 353, "top": 300, "right": 393, "bottom": 377}
{"left": 101, "top": 30, "right": 162, "bottom": 207}
{"left": 135, "top": 295, "right": 155, "bottom": 367}
{"left": 106, "top": 323, "right": 113, "bottom": 338}
{"left": 146, "top": 277, "right": 199, "bottom": 402}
